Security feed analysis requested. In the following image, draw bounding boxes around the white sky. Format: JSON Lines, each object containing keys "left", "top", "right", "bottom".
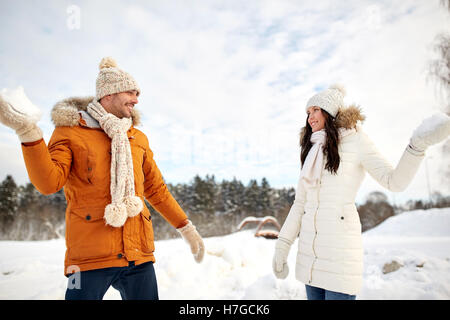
{"left": 0, "top": 0, "right": 449, "bottom": 204}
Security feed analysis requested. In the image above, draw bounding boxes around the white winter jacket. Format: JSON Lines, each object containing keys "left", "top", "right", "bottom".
{"left": 278, "top": 107, "right": 424, "bottom": 295}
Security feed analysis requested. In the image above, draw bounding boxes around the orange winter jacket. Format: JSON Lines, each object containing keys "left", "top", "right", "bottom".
{"left": 21, "top": 97, "right": 188, "bottom": 275}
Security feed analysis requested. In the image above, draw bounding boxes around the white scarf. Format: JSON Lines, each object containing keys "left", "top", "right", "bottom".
{"left": 300, "top": 129, "right": 326, "bottom": 187}
{"left": 300, "top": 127, "right": 356, "bottom": 187}
{"left": 87, "top": 99, "right": 143, "bottom": 227}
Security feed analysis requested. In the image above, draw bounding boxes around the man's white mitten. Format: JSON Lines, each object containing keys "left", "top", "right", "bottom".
{"left": 177, "top": 220, "right": 205, "bottom": 263}
{"left": 272, "top": 237, "right": 291, "bottom": 279}
{"left": 410, "top": 112, "right": 450, "bottom": 153}
{"left": 0, "top": 87, "right": 43, "bottom": 143}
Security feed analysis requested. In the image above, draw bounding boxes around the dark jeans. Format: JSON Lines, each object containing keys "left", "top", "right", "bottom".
{"left": 305, "top": 285, "right": 356, "bottom": 300}
{"left": 65, "top": 261, "right": 159, "bottom": 300}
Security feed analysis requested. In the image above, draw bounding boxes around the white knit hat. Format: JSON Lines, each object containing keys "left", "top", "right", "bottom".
{"left": 305, "top": 84, "right": 346, "bottom": 117}
{"left": 96, "top": 57, "right": 140, "bottom": 100}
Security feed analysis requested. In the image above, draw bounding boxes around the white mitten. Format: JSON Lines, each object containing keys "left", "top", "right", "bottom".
{"left": 0, "top": 87, "right": 43, "bottom": 143}
{"left": 410, "top": 112, "right": 450, "bottom": 153}
{"left": 177, "top": 220, "right": 205, "bottom": 263}
{"left": 272, "top": 237, "right": 291, "bottom": 279}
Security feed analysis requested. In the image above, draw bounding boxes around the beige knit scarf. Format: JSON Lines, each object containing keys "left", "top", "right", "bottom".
{"left": 87, "top": 99, "right": 143, "bottom": 227}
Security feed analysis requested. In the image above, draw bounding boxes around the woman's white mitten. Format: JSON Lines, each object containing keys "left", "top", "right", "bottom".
{"left": 272, "top": 238, "right": 291, "bottom": 279}
{"left": 410, "top": 112, "right": 450, "bottom": 152}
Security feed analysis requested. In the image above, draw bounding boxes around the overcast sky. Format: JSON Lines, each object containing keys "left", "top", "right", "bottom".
{"left": 0, "top": 0, "right": 449, "bottom": 204}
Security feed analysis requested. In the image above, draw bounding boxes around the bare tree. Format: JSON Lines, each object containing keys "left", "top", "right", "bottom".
{"left": 428, "top": 0, "right": 449, "bottom": 110}
{"left": 428, "top": 0, "right": 450, "bottom": 186}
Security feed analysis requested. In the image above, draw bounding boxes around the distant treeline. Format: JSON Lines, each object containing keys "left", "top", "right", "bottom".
{"left": 0, "top": 174, "right": 449, "bottom": 240}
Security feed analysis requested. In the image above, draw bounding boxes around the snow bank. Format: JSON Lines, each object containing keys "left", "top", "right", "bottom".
{"left": 364, "top": 208, "right": 450, "bottom": 237}
{"left": 0, "top": 208, "right": 449, "bottom": 300}
{"left": 361, "top": 208, "right": 450, "bottom": 299}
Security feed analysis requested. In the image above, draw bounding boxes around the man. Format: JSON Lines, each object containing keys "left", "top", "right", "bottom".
{"left": 0, "top": 57, "right": 205, "bottom": 300}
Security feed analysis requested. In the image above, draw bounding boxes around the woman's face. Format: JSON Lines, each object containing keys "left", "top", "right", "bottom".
{"left": 307, "top": 106, "right": 326, "bottom": 132}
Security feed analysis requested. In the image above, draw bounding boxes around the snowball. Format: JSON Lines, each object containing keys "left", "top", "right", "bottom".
{"left": 414, "top": 112, "right": 450, "bottom": 137}
{"left": 0, "top": 86, "right": 42, "bottom": 122}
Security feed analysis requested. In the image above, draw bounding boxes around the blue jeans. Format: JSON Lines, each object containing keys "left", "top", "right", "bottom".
{"left": 305, "top": 285, "right": 356, "bottom": 300}
{"left": 65, "top": 261, "right": 158, "bottom": 300}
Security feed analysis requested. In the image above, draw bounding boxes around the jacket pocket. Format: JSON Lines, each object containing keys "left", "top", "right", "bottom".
{"left": 86, "top": 153, "right": 96, "bottom": 184}
{"left": 140, "top": 208, "right": 155, "bottom": 253}
{"left": 67, "top": 207, "right": 115, "bottom": 261}
{"left": 71, "top": 146, "right": 98, "bottom": 185}
{"left": 130, "top": 142, "right": 146, "bottom": 188}
{"left": 339, "top": 204, "right": 362, "bottom": 233}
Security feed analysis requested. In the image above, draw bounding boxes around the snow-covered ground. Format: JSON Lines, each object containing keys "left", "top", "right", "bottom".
{"left": 0, "top": 208, "right": 449, "bottom": 300}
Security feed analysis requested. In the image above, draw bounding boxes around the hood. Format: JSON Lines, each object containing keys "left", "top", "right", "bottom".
{"left": 51, "top": 96, "right": 141, "bottom": 127}
{"left": 334, "top": 104, "right": 365, "bottom": 130}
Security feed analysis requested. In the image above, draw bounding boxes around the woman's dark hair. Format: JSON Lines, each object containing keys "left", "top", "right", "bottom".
{"left": 300, "top": 109, "right": 340, "bottom": 174}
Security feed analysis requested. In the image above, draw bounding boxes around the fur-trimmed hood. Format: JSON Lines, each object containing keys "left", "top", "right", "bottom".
{"left": 334, "top": 104, "right": 365, "bottom": 130}
{"left": 51, "top": 96, "right": 141, "bottom": 127}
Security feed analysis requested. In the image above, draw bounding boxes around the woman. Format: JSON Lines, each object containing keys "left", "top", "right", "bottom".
{"left": 272, "top": 84, "right": 450, "bottom": 300}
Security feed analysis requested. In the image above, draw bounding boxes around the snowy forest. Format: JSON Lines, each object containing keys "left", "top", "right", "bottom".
{"left": 1, "top": 174, "right": 449, "bottom": 241}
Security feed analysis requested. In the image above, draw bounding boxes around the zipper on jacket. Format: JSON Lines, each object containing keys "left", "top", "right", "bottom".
{"left": 309, "top": 165, "right": 324, "bottom": 284}
{"left": 309, "top": 209, "right": 318, "bottom": 284}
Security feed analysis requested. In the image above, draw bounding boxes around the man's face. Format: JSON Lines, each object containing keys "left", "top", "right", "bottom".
{"left": 103, "top": 90, "right": 139, "bottom": 119}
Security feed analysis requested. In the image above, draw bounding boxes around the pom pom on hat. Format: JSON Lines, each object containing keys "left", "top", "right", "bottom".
{"left": 329, "top": 83, "right": 346, "bottom": 97}
{"left": 99, "top": 57, "right": 118, "bottom": 70}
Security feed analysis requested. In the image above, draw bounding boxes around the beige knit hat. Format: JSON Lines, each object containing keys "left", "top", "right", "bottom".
{"left": 96, "top": 57, "right": 140, "bottom": 100}
{"left": 305, "top": 84, "right": 346, "bottom": 118}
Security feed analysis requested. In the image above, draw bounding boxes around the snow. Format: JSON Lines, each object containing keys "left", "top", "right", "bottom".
{"left": 361, "top": 208, "right": 450, "bottom": 300}
{"left": 412, "top": 112, "right": 450, "bottom": 138}
{"left": 0, "top": 86, "right": 42, "bottom": 122}
{"left": 0, "top": 208, "right": 449, "bottom": 300}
